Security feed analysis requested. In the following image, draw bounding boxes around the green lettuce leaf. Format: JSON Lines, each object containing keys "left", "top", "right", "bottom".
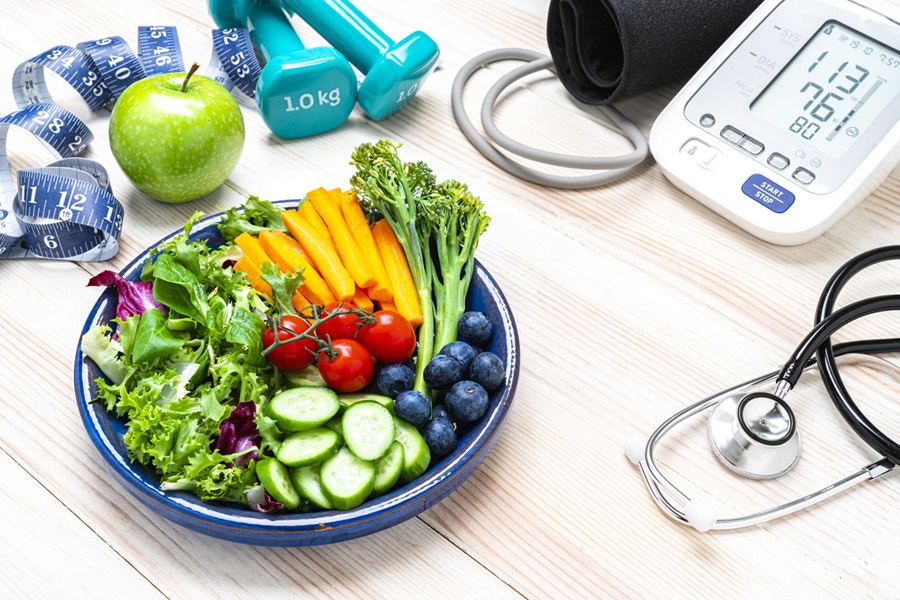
{"left": 81, "top": 324, "right": 127, "bottom": 384}
{"left": 225, "top": 305, "right": 266, "bottom": 366}
{"left": 259, "top": 261, "right": 305, "bottom": 316}
{"left": 151, "top": 253, "right": 210, "bottom": 325}
{"left": 132, "top": 308, "right": 185, "bottom": 364}
{"left": 217, "top": 196, "right": 290, "bottom": 241}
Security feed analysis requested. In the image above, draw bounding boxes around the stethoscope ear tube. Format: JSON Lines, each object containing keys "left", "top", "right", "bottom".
{"left": 815, "top": 246, "right": 900, "bottom": 465}
{"left": 778, "top": 294, "right": 900, "bottom": 388}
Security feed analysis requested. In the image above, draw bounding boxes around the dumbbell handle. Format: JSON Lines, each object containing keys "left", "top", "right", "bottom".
{"left": 277, "top": 0, "right": 393, "bottom": 73}
{"left": 246, "top": 1, "right": 305, "bottom": 64}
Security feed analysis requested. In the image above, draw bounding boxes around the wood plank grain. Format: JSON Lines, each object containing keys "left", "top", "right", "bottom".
{"left": 0, "top": 449, "right": 164, "bottom": 599}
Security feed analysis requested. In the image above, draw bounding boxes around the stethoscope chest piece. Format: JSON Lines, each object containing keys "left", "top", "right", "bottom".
{"left": 708, "top": 392, "right": 802, "bottom": 480}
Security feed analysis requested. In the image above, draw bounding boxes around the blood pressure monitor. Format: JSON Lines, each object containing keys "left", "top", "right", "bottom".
{"left": 650, "top": 0, "right": 900, "bottom": 245}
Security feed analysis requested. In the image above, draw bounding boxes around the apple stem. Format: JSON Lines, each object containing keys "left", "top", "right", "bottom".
{"left": 181, "top": 62, "right": 201, "bottom": 92}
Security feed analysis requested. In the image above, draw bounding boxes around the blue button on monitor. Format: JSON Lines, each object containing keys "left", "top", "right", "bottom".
{"left": 741, "top": 174, "right": 795, "bottom": 214}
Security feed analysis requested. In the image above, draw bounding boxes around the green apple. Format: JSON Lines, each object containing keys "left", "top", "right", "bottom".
{"left": 109, "top": 65, "right": 245, "bottom": 203}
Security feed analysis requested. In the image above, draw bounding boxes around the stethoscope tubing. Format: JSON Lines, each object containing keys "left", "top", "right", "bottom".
{"left": 641, "top": 339, "right": 897, "bottom": 530}
{"left": 815, "top": 246, "right": 900, "bottom": 465}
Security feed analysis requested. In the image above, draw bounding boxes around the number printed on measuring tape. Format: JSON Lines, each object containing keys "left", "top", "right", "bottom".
{"left": 13, "top": 26, "right": 261, "bottom": 115}
{"left": 12, "top": 45, "right": 112, "bottom": 111}
{"left": 137, "top": 25, "right": 185, "bottom": 76}
{"left": 1, "top": 26, "right": 262, "bottom": 261}
{"left": 16, "top": 165, "right": 122, "bottom": 259}
{"left": 78, "top": 36, "right": 147, "bottom": 100}
{"left": 210, "top": 28, "right": 261, "bottom": 99}
{"left": 0, "top": 104, "right": 120, "bottom": 261}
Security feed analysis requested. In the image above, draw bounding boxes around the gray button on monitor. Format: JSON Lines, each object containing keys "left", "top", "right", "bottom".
{"left": 792, "top": 168, "right": 816, "bottom": 184}
{"left": 721, "top": 126, "right": 744, "bottom": 145}
{"left": 767, "top": 153, "right": 790, "bottom": 170}
{"left": 738, "top": 137, "right": 764, "bottom": 155}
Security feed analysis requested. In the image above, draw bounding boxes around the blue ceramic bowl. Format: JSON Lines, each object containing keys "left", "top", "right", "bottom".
{"left": 74, "top": 203, "right": 519, "bottom": 546}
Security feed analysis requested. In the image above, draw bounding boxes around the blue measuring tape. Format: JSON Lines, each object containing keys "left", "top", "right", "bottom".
{"left": 1, "top": 26, "right": 261, "bottom": 261}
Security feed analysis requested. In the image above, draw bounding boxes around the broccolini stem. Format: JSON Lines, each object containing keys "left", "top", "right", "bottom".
{"left": 412, "top": 286, "right": 435, "bottom": 396}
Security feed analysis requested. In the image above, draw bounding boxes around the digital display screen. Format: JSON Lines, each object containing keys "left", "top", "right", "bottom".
{"left": 751, "top": 21, "right": 900, "bottom": 156}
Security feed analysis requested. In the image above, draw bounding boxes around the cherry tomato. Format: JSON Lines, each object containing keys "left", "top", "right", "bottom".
{"left": 263, "top": 315, "right": 318, "bottom": 372}
{"left": 315, "top": 302, "right": 364, "bottom": 342}
{"left": 317, "top": 339, "right": 374, "bottom": 392}
{"left": 358, "top": 310, "right": 416, "bottom": 363}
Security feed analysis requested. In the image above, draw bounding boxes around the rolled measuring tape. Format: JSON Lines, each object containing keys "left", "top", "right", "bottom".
{"left": 0, "top": 26, "right": 261, "bottom": 261}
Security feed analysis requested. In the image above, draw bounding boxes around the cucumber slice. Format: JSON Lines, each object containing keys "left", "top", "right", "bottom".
{"left": 284, "top": 366, "right": 328, "bottom": 388}
{"left": 320, "top": 446, "right": 375, "bottom": 510}
{"left": 371, "top": 440, "right": 405, "bottom": 498}
{"left": 291, "top": 464, "right": 333, "bottom": 510}
{"left": 339, "top": 392, "right": 395, "bottom": 414}
{"left": 393, "top": 417, "right": 431, "bottom": 483}
{"left": 342, "top": 401, "right": 396, "bottom": 461}
{"left": 323, "top": 413, "right": 343, "bottom": 436}
{"left": 266, "top": 387, "right": 340, "bottom": 432}
{"left": 256, "top": 457, "right": 301, "bottom": 510}
{"left": 276, "top": 427, "right": 342, "bottom": 467}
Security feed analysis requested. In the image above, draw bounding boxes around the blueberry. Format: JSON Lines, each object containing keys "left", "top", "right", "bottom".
{"left": 394, "top": 390, "right": 431, "bottom": 428}
{"left": 458, "top": 311, "right": 492, "bottom": 346}
{"left": 376, "top": 363, "right": 415, "bottom": 398}
{"left": 423, "top": 417, "right": 457, "bottom": 460}
{"left": 423, "top": 354, "right": 463, "bottom": 390}
{"left": 431, "top": 404, "right": 453, "bottom": 426}
{"left": 470, "top": 352, "right": 504, "bottom": 391}
{"left": 439, "top": 341, "right": 477, "bottom": 376}
{"left": 445, "top": 380, "right": 489, "bottom": 423}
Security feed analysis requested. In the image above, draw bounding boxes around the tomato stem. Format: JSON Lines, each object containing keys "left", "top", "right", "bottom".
{"left": 261, "top": 303, "right": 372, "bottom": 358}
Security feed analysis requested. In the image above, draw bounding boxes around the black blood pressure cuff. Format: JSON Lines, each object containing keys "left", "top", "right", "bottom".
{"left": 546, "top": 0, "right": 763, "bottom": 105}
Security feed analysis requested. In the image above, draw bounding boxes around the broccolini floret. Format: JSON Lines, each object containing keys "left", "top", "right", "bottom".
{"left": 350, "top": 141, "right": 490, "bottom": 397}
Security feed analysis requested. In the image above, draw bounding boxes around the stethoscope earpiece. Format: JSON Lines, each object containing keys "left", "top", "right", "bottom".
{"left": 708, "top": 392, "right": 802, "bottom": 480}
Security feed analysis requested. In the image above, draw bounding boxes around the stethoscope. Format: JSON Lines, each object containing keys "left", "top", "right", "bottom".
{"left": 625, "top": 246, "right": 900, "bottom": 532}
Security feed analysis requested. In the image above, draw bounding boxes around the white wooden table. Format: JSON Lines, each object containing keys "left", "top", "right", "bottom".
{"left": 2, "top": 1, "right": 900, "bottom": 598}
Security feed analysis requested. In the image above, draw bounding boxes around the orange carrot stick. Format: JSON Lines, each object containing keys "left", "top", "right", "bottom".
{"left": 307, "top": 187, "right": 376, "bottom": 289}
{"left": 282, "top": 209, "right": 355, "bottom": 302}
{"left": 258, "top": 229, "right": 336, "bottom": 306}
{"left": 378, "top": 299, "right": 399, "bottom": 313}
{"left": 340, "top": 191, "right": 392, "bottom": 302}
{"left": 351, "top": 285, "right": 374, "bottom": 312}
{"left": 299, "top": 196, "right": 331, "bottom": 239}
{"left": 371, "top": 219, "right": 423, "bottom": 327}
{"left": 233, "top": 255, "right": 272, "bottom": 296}
{"left": 234, "top": 232, "right": 271, "bottom": 268}
{"left": 292, "top": 289, "right": 313, "bottom": 315}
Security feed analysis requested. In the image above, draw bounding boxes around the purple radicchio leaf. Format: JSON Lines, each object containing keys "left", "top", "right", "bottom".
{"left": 217, "top": 401, "right": 260, "bottom": 467}
{"left": 245, "top": 486, "right": 285, "bottom": 513}
{"left": 255, "top": 492, "right": 285, "bottom": 513}
{"left": 87, "top": 270, "right": 167, "bottom": 322}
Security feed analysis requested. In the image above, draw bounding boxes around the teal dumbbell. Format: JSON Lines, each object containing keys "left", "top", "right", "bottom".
{"left": 276, "top": 0, "right": 440, "bottom": 120}
{"left": 209, "top": 0, "right": 357, "bottom": 138}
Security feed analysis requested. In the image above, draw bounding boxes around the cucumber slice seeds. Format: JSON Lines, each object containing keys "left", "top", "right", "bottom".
{"left": 276, "top": 427, "right": 342, "bottom": 467}
{"left": 342, "top": 401, "right": 396, "bottom": 461}
{"left": 320, "top": 447, "right": 375, "bottom": 510}
{"left": 266, "top": 387, "right": 340, "bottom": 432}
